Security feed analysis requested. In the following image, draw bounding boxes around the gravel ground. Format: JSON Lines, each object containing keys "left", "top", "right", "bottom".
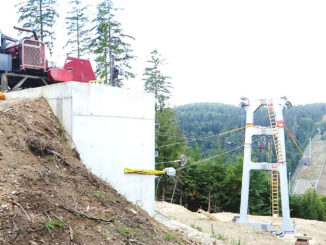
{"left": 156, "top": 202, "right": 326, "bottom": 245}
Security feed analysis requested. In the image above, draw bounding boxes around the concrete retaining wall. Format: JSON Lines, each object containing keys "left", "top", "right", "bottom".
{"left": 6, "top": 82, "right": 156, "bottom": 215}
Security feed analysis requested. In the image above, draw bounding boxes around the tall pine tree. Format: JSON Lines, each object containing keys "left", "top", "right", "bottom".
{"left": 65, "top": 0, "right": 89, "bottom": 58}
{"left": 90, "top": 0, "right": 135, "bottom": 86}
{"left": 143, "top": 49, "right": 183, "bottom": 202}
{"left": 143, "top": 49, "right": 172, "bottom": 111}
{"left": 16, "top": 0, "right": 58, "bottom": 54}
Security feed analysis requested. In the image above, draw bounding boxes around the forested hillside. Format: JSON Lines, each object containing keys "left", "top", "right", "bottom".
{"left": 175, "top": 102, "right": 326, "bottom": 174}
{"left": 154, "top": 102, "right": 326, "bottom": 220}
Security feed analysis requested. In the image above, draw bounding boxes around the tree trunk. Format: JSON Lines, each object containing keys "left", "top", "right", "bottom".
{"left": 39, "top": 0, "right": 43, "bottom": 42}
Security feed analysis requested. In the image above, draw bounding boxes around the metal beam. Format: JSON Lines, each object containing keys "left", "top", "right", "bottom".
{"left": 12, "top": 77, "right": 28, "bottom": 91}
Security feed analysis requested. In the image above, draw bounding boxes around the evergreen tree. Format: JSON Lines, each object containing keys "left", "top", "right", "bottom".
{"left": 16, "top": 0, "right": 58, "bottom": 54}
{"left": 65, "top": 0, "right": 89, "bottom": 58}
{"left": 143, "top": 49, "right": 172, "bottom": 111}
{"left": 90, "top": 0, "right": 135, "bottom": 86}
{"left": 155, "top": 108, "right": 184, "bottom": 202}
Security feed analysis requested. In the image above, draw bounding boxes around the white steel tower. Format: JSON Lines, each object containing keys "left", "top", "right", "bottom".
{"left": 236, "top": 97, "right": 294, "bottom": 233}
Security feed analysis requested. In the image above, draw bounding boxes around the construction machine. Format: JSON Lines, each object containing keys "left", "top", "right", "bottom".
{"left": 0, "top": 26, "right": 96, "bottom": 91}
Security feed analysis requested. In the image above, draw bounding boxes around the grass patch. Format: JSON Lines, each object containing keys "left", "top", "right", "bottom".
{"left": 231, "top": 239, "right": 241, "bottom": 245}
{"left": 93, "top": 191, "right": 115, "bottom": 203}
{"left": 190, "top": 224, "right": 202, "bottom": 232}
{"left": 117, "top": 225, "right": 136, "bottom": 237}
{"left": 217, "top": 233, "right": 227, "bottom": 241}
{"left": 45, "top": 219, "right": 65, "bottom": 233}
{"left": 163, "top": 232, "right": 176, "bottom": 241}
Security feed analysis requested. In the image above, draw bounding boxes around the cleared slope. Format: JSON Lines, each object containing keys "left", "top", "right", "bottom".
{"left": 292, "top": 133, "right": 326, "bottom": 195}
{"left": 0, "top": 98, "right": 192, "bottom": 245}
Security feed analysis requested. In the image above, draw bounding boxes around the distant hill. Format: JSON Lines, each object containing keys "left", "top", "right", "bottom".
{"left": 175, "top": 102, "right": 326, "bottom": 174}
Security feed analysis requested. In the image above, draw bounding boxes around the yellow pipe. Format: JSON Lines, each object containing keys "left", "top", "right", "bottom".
{"left": 124, "top": 168, "right": 165, "bottom": 175}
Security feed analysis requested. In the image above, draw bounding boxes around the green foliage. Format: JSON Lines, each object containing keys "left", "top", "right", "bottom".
{"left": 175, "top": 103, "right": 246, "bottom": 158}
{"left": 290, "top": 189, "right": 326, "bottom": 221}
{"left": 16, "top": 0, "right": 59, "bottom": 54}
{"left": 163, "top": 232, "right": 176, "bottom": 241}
{"left": 143, "top": 49, "right": 172, "bottom": 111}
{"left": 65, "top": 0, "right": 89, "bottom": 58}
{"left": 190, "top": 224, "right": 202, "bottom": 232}
{"left": 317, "top": 121, "right": 326, "bottom": 135}
{"left": 90, "top": 0, "right": 135, "bottom": 86}
{"left": 155, "top": 108, "right": 184, "bottom": 201}
{"left": 217, "top": 233, "right": 227, "bottom": 241}
{"left": 45, "top": 219, "right": 65, "bottom": 233}
{"left": 248, "top": 170, "right": 270, "bottom": 215}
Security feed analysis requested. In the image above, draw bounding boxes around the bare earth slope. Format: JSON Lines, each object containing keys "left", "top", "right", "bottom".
{"left": 0, "top": 98, "right": 192, "bottom": 245}
{"left": 157, "top": 202, "right": 326, "bottom": 245}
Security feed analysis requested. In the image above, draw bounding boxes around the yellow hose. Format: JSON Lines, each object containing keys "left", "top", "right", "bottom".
{"left": 0, "top": 91, "right": 5, "bottom": 100}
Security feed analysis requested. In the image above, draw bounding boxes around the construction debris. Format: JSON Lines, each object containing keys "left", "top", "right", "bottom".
{"left": 197, "top": 209, "right": 219, "bottom": 221}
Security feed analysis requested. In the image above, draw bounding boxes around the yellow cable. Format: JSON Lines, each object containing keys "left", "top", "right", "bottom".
{"left": 285, "top": 127, "right": 304, "bottom": 156}
{"left": 124, "top": 168, "right": 165, "bottom": 175}
{"left": 219, "top": 124, "right": 252, "bottom": 136}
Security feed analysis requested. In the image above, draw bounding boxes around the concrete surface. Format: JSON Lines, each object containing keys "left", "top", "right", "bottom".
{"left": 5, "top": 82, "right": 156, "bottom": 215}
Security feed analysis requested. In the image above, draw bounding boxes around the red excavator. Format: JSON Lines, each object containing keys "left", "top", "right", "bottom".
{"left": 0, "top": 26, "right": 96, "bottom": 91}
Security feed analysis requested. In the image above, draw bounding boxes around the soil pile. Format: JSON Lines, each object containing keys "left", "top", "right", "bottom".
{"left": 0, "top": 98, "right": 192, "bottom": 244}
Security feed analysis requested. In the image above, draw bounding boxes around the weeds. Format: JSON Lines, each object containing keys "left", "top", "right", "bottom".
{"left": 117, "top": 225, "right": 136, "bottom": 237}
{"left": 57, "top": 173, "right": 63, "bottom": 180}
{"left": 103, "top": 232, "right": 110, "bottom": 240}
{"left": 45, "top": 219, "right": 65, "bottom": 233}
{"left": 163, "top": 232, "right": 176, "bottom": 241}
{"left": 230, "top": 239, "right": 241, "bottom": 245}
{"left": 93, "top": 191, "right": 115, "bottom": 203}
{"left": 94, "top": 226, "right": 101, "bottom": 233}
{"left": 190, "top": 224, "right": 202, "bottom": 232}
{"left": 217, "top": 233, "right": 227, "bottom": 241}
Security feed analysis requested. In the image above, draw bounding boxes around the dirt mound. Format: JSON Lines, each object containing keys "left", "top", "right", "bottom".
{"left": 0, "top": 98, "right": 192, "bottom": 245}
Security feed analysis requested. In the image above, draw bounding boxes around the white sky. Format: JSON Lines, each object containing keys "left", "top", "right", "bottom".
{"left": 1, "top": 0, "right": 326, "bottom": 106}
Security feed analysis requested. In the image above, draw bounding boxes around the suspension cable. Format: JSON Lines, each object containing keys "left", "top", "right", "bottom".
{"left": 173, "top": 136, "right": 263, "bottom": 171}
{"left": 156, "top": 125, "right": 249, "bottom": 149}
{"left": 285, "top": 126, "right": 304, "bottom": 156}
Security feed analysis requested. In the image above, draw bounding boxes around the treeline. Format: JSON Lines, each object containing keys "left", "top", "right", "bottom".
{"left": 175, "top": 102, "right": 326, "bottom": 174}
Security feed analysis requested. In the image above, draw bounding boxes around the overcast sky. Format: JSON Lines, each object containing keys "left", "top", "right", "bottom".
{"left": 1, "top": 0, "right": 326, "bottom": 106}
